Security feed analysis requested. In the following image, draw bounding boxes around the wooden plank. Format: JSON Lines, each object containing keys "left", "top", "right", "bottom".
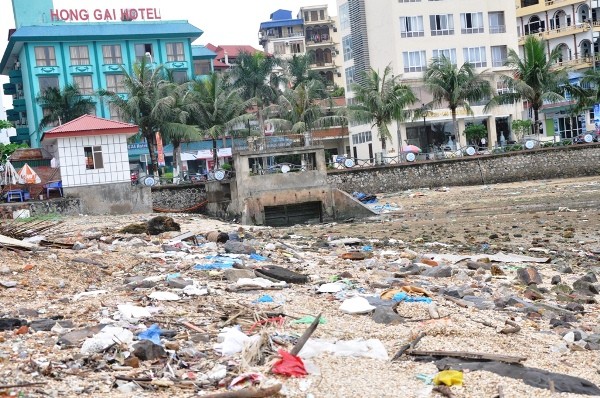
{"left": 0, "top": 234, "right": 37, "bottom": 250}
{"left": 406, "top": 349, "right": 526, "bottom": 364}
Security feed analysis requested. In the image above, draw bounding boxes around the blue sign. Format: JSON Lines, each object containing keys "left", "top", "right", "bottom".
{"left": 128, "top": 142, "right": 148, "bottom": 150}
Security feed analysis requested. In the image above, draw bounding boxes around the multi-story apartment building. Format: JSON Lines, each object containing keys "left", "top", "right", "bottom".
{"left": 516, "top": 0, "right": 598, "bottom": 140}
{"left": 337, "top": 0, "right": 522, "bottom": 161}
{"left": 258, "top": 6, "right": 343, "bottom": 87}
{"left": 0, "top": 0, "right": 204, "bottom": 147}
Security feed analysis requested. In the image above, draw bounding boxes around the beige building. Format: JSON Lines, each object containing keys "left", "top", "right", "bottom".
{"left": 516, "top": 0, "right": 598, "bottom": 140}
{"left": 337, "top": 0, "right": 522, "bottom": 161}
{"left": 258, "top": 6, "right": 343, "bottom": 87}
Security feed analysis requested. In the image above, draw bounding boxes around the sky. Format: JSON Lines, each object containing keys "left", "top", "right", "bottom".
{"left": 0, "top": 0, "right": 339, "bottom": 141}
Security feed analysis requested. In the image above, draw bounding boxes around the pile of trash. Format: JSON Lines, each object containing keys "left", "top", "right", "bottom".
{"left": 0, "top": 213, "right": 600, "bottom": 397}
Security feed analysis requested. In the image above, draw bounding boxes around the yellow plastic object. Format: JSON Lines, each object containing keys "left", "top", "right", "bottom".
{"left": 433, "top": 370, "right": 463, "bottom": 386}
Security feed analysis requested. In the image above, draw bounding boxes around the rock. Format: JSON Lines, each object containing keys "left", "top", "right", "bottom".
{"left": 255, "top": 265, "right": 308, "bottom": 284}
{"left": 572, "top": 280, "right": 599, "bottom": 295}
{"left": 461, "top": 295, "right": 494, "bottom": 310}
{"left": 524, "top": 286, "right": 544, "bottom": 301}
{"left": 490, "top": 264, "right": 505, "bottom": 276}
{"left": 30, "top": 319, "right": 74, "bottom": 332}
{"left": 223, "top": 268, "right": 255, "bottom": 281}
{"left": 72, "top": 241, "right": 86, "bottom": 250}
{"left": 559, "top": 266, "right": 573, "bottom": 274}
{"left": 0, "top": 267, "right": 10, "bottom": 275}
{"left": 223, "top": 241, "right": 256, "bottom": 255}
{"left": 551, "top": 275, "right": 562, "bottom": 285}
{"left": 517, "top": 267, "right": 543, "bottom": 286}
{"left": 551, "top": 284, "right": 573, "bottom": 294}
{"left": 581, "top": 272, "right": 598, "bottom": 283}
{"left": 440, "top": 287, "right": 465, "bottom": 298}
{"left": 0, "top": 318, "right": 26, "bottom": 332}
{"left": 466, "top": 261, "right": 491, "bottom": 270}
{"left": 166, "top": 277, "right": 193, "bottom": 289}
{"left": 394, "top": 264, "right": 422, "bottom": 277}
{"left": 371, "top": 306, "right": 403, "bottom": 325}
{"left": 585, "top": 334, "right": 600, "bottom": 345}
{"left": 340, "top": 252, "right": 367, "bottom": 260}
{"left": 146, "top": 216, "right": 180, "bottom": 236}
{"left": 586, "top": 342, "right": 600, "bottom": 350}
{"left": 124, "top": 356, "right": 140, "bottom": 368}
{"left": 563, "top": 230, "right": 574, "bottom": 238}
{"left": 206, "top": 231, "right": 229, "bottom": 243}
{"left": 132, "top": 340, "right": 167, "bottom": 361}
{"left": 422, "top": 265, "right": 452, "bottom": 278}
{"left": 565, "top": 303, "right": 585, "bottom": 313}
{"left": 0, "top": 280, "right": 17, "bottom": 288}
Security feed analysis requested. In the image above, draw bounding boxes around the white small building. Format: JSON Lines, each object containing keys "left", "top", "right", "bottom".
{"left": 41, "top": 114, "right": 152, "bottom": 214}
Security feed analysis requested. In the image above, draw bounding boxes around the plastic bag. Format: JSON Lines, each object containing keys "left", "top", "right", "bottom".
{"left": 138, "top": 324, "right": 162, "bottom": 345}
{"left": 272, "top": 349, "right": 307, "bottom": 377}
{"left": 433, "top": 370, "right": 463, "bottom": 386}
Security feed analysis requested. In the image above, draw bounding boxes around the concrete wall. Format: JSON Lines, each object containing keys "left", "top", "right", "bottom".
{"left": 151, "top": 184, "right": 207, "bottom": 212}
{"left": 64, "top": 182, "right": 152, "bottom": 215}
{"left": 0, "top": 198, "right": 81, "bottom": 219}
{"left": 327, "top": 144, "right": 600, "bottom": 194}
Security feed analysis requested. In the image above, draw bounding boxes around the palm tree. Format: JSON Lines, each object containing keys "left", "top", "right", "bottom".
{"left": 424, "top": 56, "right": 492, "bottom": 143}
{"left": 349, "top": 65, "right": 417, "bottom": 151}
{"left": 228, "top": 51, "right": 281, "bottom": 134}
{"left": 154, "top": 81, "right": 201, "bottom": 179}
{"left": 189, "top": 73, "right": 253, "bottom": 170}
{"left": 99, "top": 58, "right": 169, "bottom": 175}
{"left": 36, "top": 83, "right": 95, "bottom": 130}
{"left": 0, "top": 120, "right": 12, "bottom": 129}
{"left": 485, "top": 36, "right": 567, "bottom": 136}
{"left": 266, "top": 80, "right": 342, "bottom": 140}
{"left": 285, "top": 54, "right": 325, "bottom": 90}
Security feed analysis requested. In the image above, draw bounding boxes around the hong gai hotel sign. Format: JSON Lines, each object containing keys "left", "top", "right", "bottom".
{"left": 50, "top": 8, "right": 162, "bottom": 22}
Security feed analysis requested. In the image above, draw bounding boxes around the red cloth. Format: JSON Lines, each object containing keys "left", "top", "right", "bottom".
{"left": 271, "top": 349, "right": 307, "bottom": 377}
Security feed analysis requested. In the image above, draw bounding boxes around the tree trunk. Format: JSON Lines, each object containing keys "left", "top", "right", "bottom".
{"left": 451, "top": 108, "right": 459, "bottom": 148}
{"left": 173, "top": 139, "right": 182, "bottom": 181}
{"left": 145, "top": 131, "right": 159, "bottom": 176}
{"left": 533, "top": 107, "right": 540, "bottom": 136}
{"left": 212, "top": 138, "right": 218, "bottom": 171}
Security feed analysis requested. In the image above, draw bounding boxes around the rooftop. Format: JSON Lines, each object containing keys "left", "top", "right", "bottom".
{"left": 42, "top": 115, "right": 138, "bottom": 141}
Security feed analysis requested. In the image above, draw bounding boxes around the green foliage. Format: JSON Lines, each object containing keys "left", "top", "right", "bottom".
{"left": 350, "top": 64, "right": 417, "bottom": 150}
{"left": 0, "top": 120, "right": 13, "bottom": 129}
{"left": 331, "top": 85, "right": 345, "bottom": 98}
{"left": 463, "top": 124, "right": 487, "bottom": 144}
{"left": 0, "top": 142, "right": 28, "bottom": 162}
{"left": 36, "top": 84, "right": 95, "bottom": 130}
{"left": 511, "top": 119, "right": 532, "bottom": 139}
{"left": 220, "top": 163, "right": 232, "bottom": 171}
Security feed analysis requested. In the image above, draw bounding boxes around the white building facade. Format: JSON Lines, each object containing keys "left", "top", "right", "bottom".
{"left": 337, "top": 0, "right": 523, "bottom": 161}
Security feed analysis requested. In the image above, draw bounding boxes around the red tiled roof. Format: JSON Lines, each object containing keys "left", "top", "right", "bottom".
{"left": 42, "top": 115, "right": 138, "bottom": 140}
{"left": 205, "top": 43, "right": 263, "bottom": 69}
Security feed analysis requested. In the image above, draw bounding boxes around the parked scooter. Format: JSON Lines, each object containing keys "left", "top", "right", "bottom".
{"left": 130, "top": 171, "right": 139, "bottom": 186}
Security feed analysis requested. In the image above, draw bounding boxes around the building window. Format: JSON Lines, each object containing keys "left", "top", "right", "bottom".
{"left": 496, "top": 81, "right": 512, "bottom": 95}
{"left": 73, "top": 75, "right": 93, "bottom": 95}
{"left": 342, "top": 35, "right": 353, "bottom": 61}
{"left": 461, "top": 12, "right": 484, "bottom": 34}
{"left": 491, "top": 45, "right": 508, "bottom": 67}
{"left": 287, "top": 26, "right": 294, "bottom": 35}
{"left": 166, "top": 42, "right": 185, "bottom": 62}
{"left": 320, "top": 10, "right": 325, "bottom": 20}
{"left": 555, "top": 115, "right": 583, "bottom": 139}
{"left": 463, "top": 46, "right": 487, "bottom": 67}
{"left": 339, "top": 3, "right": 350, "bottom": 30}
{"left": 171, "top": 71, "right": 187, "bottom": 83}
{"left": 38, "top": 76, "right": 59, "bottom": 92}
{"left": 489, "top": 11, "right": 506, "bottom": 34}
{"left": 345, "top": 66, "right": 355, "bottom": 91}
{"left": 432, "top": 48, "right": 457, "bottom": 65}
{"left": 430, "top": 14, "right": 454, "bottom": 36}
{"left": 34, "top": 46, "right": 56, "bottom": 66}
{"left": 106, "top": 74, "right": 125, "bottom": 93}
{"left": 102, "top": 45, "right": 122, "bottom": 64}
{"left": 290, "top": 41, "right": 303, "bottom": 54}
{"left": 400, "top": 16, "right": 424, "bottom": 37}
{"left": 304, "top": 11, "right": 309, "bottom": 21}
{"left": 352, "top": 131, "right": 372, "bottom": 145}
{"left": 193, "top": 60, "right": 211, "bottom": 75}
{"left": 109, "top": 103, "right": 126, "bottom": 122}
{"left": 135, "top": 43, "right": 153, "bottom": 62}
{"left": 273, "top": 42, "right": 286, "bottom": 55}
{"left": 84, "top": 146, "right": 104, "bottom": 170}
{"left": 403, "top": 50, "right": 427, "bottom": 72}
{"left": 311, "top": 11, "right": 318, "bottom": 21}
{"left": 69, "top": 46, "right": 90, "bottom": 65}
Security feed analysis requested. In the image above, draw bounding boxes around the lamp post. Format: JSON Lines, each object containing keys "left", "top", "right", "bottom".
{"left": 421, "top": 103, "right": 427, "bottom": 156}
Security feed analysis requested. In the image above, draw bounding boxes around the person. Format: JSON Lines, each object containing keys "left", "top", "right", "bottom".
{"left": 480, "top": 137, "right": 487, "bottom": 150}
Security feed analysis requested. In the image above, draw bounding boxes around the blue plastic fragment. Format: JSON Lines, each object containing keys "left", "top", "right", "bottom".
{"left": 392, "top": 292, "right": 432, "bottom": 303}
{"left": 361, "top": 245, "right": 373, "bottom": 252}
{"left": 166, "top": 273, "right": 181, "bottom": 281}
{"left": 254, "top": 295, "right": 274, "bottom": 303}
{"left": 138, "top": 324, "right": 162, "bottom": 345}
{"left": 250, "top": 253, "right": 268, "bottom": 261}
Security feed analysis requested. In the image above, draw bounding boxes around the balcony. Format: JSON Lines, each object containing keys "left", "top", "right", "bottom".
{"left": 518, "top": 23, "right": 589, "bottom": 45}
{"left": 69, "top": 65, "right": 93, "bottom": 74}
{"left": 34, "top": 65, "right": 60, "bottom": 75}
{"left": 102, "top": 64, "right": 125, "bottom": 73}
{"left": 16, "top": 127, "right": 29, "bottom": 136}
{"left": 8, "top": 69, "right": 22, "bottom": 79}
{"left": 3, "top": 83, "right": 16, "bottom": 96}
{"left": 304, "top": 17, "right": 335, "bottom": 26}
{"left": 165, "top": 60, "right": 189, "bottom": 70}
{"left": 13, "top": 98, "right": 26, "bottom": 112}
{"left": 10, "top": 130, "right": 30, "bottom": 144}
{"left": 516, "top": 0, "right": 586, "bottom": 17}
{"left": 551, "top": 55, "right": 595, "bottom": 70}
{"left": 309, "top": 61, "right": 337, "bottom": 70}
{"left": 6, "top": 110, "right": 19, "bottom": 122}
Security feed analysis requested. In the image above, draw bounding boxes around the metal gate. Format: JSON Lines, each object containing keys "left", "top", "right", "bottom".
{"left": 263, "top": 201, "right": 322, "bottom": 227}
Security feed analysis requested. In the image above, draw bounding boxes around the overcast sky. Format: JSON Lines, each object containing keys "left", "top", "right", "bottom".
{"left": 0, "top": 0, "right": 340, "bottom": 123}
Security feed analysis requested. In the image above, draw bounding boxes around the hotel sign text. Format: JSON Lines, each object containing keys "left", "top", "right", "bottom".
{"left": 50, "top": 8, "right": 162, "bottom": 22}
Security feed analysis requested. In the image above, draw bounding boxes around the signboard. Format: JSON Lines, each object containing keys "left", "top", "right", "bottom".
{"left": 196, "top": 148, "right": 232, "bottom": 159}
{"left": 128, "top": 142, "right": 148, "bottom": 150}
{"left": 156, "top": 132, "right": 165, "bottom": 167}
{"left": 595, "top": 104, "right": 600, "bottom": 133}
{"left": 50, "top": 8, "right": 162, "bottom": 22}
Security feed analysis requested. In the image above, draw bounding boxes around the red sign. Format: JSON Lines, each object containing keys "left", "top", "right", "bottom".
{"left": 50, "top": 8, "right": 162, "bottom": 22}
{"left": 156, "top": 132, "right": 165, "bottom": 167}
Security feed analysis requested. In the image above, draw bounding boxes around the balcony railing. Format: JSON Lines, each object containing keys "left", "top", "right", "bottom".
{"left": 234, "top": 134, "right": 323, "bottom": 153}
{"left": 518, "top": 23, "right": 589, "bottom": 44}
{"left": 551, "top": 55, "right": 596, "bottom": 69}
{"left": 490, "top": 25, "right": 506, "bottom": 34}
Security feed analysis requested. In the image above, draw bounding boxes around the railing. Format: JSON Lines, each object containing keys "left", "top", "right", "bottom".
{"left": 235, "top": 134, "right": 323, "bottom": 152}
{"left": 249, "top": 162, "right": 313, "bottom": 176}
{"left": 490, "top": 25, "right": 506, "bottom": 34}
{"left": 552, "top": 55, "right": 595, "bottom": 69}
{"left": 519, "top": 23, "right": 588, "bottom": 43}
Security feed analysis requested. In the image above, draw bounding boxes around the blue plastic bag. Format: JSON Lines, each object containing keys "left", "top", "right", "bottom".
{"left": 254, "top": 295, "right": 274, "bottom": 303}
{"left": 250, "top": 253, "right": 268, "bottom": 261}
{"left": 392, "top": 292, "right": 432, "bottom": 304}
{"left": 138, "top": 324, "right": 162, "bottom": 345}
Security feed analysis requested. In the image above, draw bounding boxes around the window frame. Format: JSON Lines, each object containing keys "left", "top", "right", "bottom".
{"left": 432, "top": 48, "right": 457, "bottom": 65}
{"left": 105, "top": 74, "right": 125, "bottom": 93}
{"left": 72, "top": 75, "right": 94, "bottom": 95}
{"left": 491, "top": 45, "right": 508, "bottom": 67}
{"left": 461, "top": 12, "right": 484, "bottom": 34}
{"left": 84, "top": 145, "right": 104, "bottom": 170}
{"left": 102, "top": 45, "right": 123, "bottom": 64}
{"left": 400, "top": 16, "right": 425, "bottom": 38}
{"left": 166, "top": 42, "right": 185, "bottom": 62}
{"left": 463, "top": 46, "right": 487, "bottom": 67}
{"left": 69, "top": 45, "right": 90, "bottom": 65}
{"left": 488, "top": 11, "right": 506, "bottom": 34}
{"left": 38, "top": 76, "right": 60, "bottom": 92}
{"left": 34, "top": 46, "right": 57, "bottom": 66}
{"left": 135, "top": 43, "right": 154, "bottom": 62}
{"left": 430, "top": 14, "right": 454, "bottom": 36}
{"left": 402, "top": 50, "right": 427, "bottom": 72}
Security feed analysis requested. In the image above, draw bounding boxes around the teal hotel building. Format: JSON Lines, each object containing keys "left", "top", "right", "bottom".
{"left": 0, "top": 0, "right": 215, "bottom": 147}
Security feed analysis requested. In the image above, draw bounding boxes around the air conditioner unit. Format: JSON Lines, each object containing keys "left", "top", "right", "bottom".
{"left": 285, "top": 41, "right": 290, "bottom": 46}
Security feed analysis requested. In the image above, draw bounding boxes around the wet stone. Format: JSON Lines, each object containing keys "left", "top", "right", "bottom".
{"left": 394, "top": 264, "right": 422, "bottom": 277}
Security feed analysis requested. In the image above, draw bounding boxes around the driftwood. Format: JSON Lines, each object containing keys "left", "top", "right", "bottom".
{"left": 406, "top": 349, "right": 526, "bottom": 364}
{"left": 200, "top": 383, "right": 282, "bottom": 398}
{"left": 499, "top": 319, "right": 521, "bottom": 334}
{"left": 181, "top": 321, "right": 204, "bottom": 333}
{"left": 442, "top": 295, "right": 472, "bottom": 308}
{"left": 0, "top": 382, "right": 47, "bottom": 389}
{"left": 290, "top": 313, "right": 321, "bottom": 356}
{"left": 113, "top": 376, "right": 153, "bottom": 382}
{"left": 391, "top": 331, "right": 426, "bottom": 361}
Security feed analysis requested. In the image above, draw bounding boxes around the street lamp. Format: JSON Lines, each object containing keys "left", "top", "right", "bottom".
{"left": 421, "top": 103, "right": 427, "bottom": 156}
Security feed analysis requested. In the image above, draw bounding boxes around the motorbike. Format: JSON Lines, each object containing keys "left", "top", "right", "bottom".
{"left": 130, "top": 171, "right": 139, "bottom": 186}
